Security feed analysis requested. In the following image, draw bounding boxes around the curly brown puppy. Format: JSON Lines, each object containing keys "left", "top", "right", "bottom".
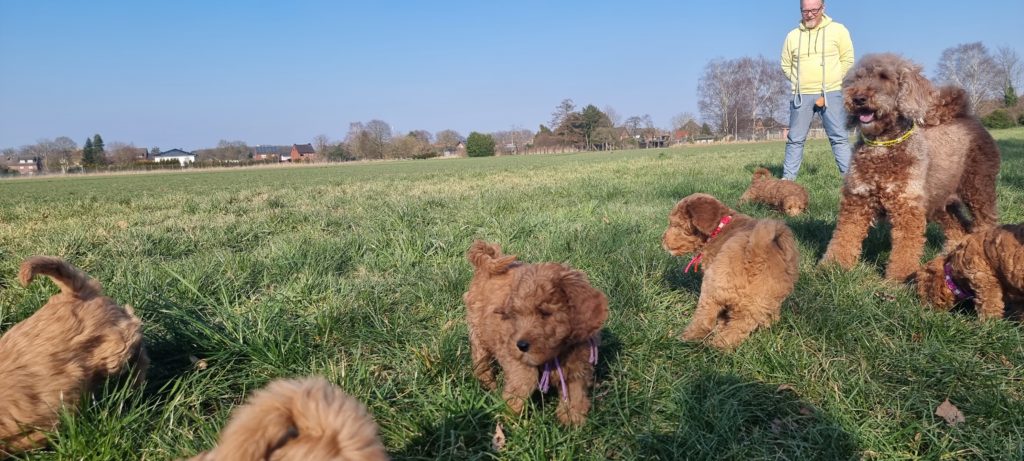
{"left": 738, "top": 167, "right": 809, "bottom": 216}
{"left": 463, "top": 240, "right": 608, "bottom": 426}
{"left": 820, "top": 53, "right": 1000, "bottom": 281}
{"left": 662, "top": 193, "right": 800, "bottom": 350}
{"left": 916, "top": 224, "right": 1024, "bottom": 320}
{"left": 0, "top": 256, "right": 147, "bottom": 455}
{"left": 187, "top": 377, "right": 388, "bottom": 461}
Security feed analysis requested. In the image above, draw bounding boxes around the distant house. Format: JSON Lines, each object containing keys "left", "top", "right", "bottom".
{"left": 252, "top": 145, "right": 288, "bottom": 162}
{"left": 152, "top": 148, "right": 196, "bottom": 165}
{"left": 12, "top": 158, "right": 41, "bottom": 175}
{"left": 290, "top": 143, "right": 317, "bottom": 162}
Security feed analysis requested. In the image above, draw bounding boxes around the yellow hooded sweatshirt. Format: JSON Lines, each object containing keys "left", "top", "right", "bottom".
{"left": 781, "top": 14, "right": 854, "bottom": 95}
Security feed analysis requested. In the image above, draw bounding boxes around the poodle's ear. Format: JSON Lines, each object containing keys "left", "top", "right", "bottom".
{"left": 206, "top": 383, "right": 301, "bottom": 460}
{"left": 560, "top": 269, "right": 608, "bottom": 344}
{"left": 896, "top": 63, "right": 933, "bottom": 122}
{"left": 467, "top": 240, "right": 518, "bottom": 275}
{"left": 682, "top": 195, "right": 730, "bottom": 236}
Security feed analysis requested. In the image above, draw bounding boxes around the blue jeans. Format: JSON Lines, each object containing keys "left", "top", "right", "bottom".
{"left": 782, "top": 90, "right": 852, "bottom": 180}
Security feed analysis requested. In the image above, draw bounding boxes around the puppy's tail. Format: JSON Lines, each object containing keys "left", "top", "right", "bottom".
{"left": 18, "top": 256, "right": 102, "bottom": 300}
{"left": 467, "top": 240, "right": 518, "bottom": 275}
{"left": 752, "top": 167, "right": 773, "bottom": 181}
{"left": 196, "top": 378, "right": 389, "bottom": 461}
{"left": 744, "top": 220, "right": 800, "bottom": 276}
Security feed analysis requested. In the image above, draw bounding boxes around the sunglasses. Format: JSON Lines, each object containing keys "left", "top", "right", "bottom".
{"left": 801, "top": 6, "right": 823, "bottom": 15}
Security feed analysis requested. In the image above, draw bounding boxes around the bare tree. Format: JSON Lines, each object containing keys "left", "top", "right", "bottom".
{"left": 312, "top": 134, "right": 331, "bottom": 155}
{"left": 603, "top": 105, "right": 622, "bottom": 127}
{"left": 671, "top": 112, "right": 699, "bottom": 132}
{"left": 935, "top": 42, "right": 1002, "bottom": 112}
{"left": 108, "top": 141, "right": 145, "bottom": 165}
{"left": 435, "top": 129, "right": 463, "bottom": 152}
{"left": 550, "top": 98, "right": 576, "bottom": 130}
{"left": 698, "top": 58, "right": 741, "bottom": 136}
{"left": 365, "top": 120, "right": 392, "bottom": 159}
{"left": 624, "top": 116, "right": 644, "bottom": 140}
{"left": 738, "top": 56, "right": 789, "bottom": 140}
{"left": 995, "top": 46, "right": 1023, "bottom": 91}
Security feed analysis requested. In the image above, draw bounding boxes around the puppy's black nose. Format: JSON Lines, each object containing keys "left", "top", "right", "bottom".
{"left": 516, "top": 340, "right": 530, "bottom": 352}
{"left": 852, "top": 96, "right": 867, "bottom": 106}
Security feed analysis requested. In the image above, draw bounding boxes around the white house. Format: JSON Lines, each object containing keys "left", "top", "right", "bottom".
{"left": 152, "top": 148, "right": 196, "bottom": 166}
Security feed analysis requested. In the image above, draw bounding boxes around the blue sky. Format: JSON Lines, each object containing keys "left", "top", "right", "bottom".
{"left": 1, "top": 1, "right": 1021, "bottom": 150}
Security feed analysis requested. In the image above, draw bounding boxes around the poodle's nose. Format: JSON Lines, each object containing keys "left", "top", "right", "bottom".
{"left": 852, "top": 96, "right": 867, "bottom": 106}
{"left": 516, "top": 340, "right": 530, "bottom": 352}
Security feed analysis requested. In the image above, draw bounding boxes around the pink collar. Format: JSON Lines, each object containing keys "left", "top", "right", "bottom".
{"left": 943, "top": 262, "right": 974, "bottom": 301}
{"left": 685, "top": 215, "right": 733, "bottom": 273}
{"left": 538, "top": 337, "right": 598, "bottom": 401}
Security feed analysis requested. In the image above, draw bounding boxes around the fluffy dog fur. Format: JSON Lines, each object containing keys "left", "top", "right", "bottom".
{"left": 0, "top": 256, "right": 147, "bottom": 455}
{"left": 187, "top": 377, "right": 388, "bottom": 461}
{"left": 662, "top": 194, "right": 800, "bottom": 349}
{"left": 916, "top": 224, "right": 1024, "bottom": 320}
{"left": 738, "top": 167, "right": 809, "bottom": 216}
{"left": 820, "top": 53, "right": 1000, "bottom": 281}
{"left": 463, "top": 240, "right": 608, "bottom": 426}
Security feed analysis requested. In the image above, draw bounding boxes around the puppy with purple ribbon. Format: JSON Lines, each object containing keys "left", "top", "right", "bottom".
{"left": 916, "top": 224, "right": 1024, "bottom": 319}
{"left": 463, "top": 240, "right": 608, "bottom": 426}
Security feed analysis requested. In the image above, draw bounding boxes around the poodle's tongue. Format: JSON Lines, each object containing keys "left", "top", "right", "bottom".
{"left": 859, "top": 113, "right": 875, "bottom": 123}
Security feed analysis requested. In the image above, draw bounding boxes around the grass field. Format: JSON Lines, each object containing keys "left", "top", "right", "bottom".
{"left": 1, "top": 128, "right": 1023, "bottom": 460}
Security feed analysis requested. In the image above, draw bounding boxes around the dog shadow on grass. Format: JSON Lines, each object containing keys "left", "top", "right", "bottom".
{"left": 635, "top": 372, "right": 858, "bottom": 460}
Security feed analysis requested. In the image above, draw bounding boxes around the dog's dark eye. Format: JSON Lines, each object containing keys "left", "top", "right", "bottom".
{"left": 495, "top": 311, "right": 511, "bottom": 320}
{"left": 539, "top": 310, "right": 553, "bottom": 318}
{"left": 879, "top": 72, "right": 890, "bottom": 80}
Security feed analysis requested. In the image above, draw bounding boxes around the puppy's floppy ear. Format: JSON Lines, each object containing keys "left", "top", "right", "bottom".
{"left": 896, "top": 61, "right": 933, "bottom": 122}
{"left": 560, "top": 268, "right": 608, "bottom": 344}
{"left": 683, "top": 195, "right": 730, "bottom": 237}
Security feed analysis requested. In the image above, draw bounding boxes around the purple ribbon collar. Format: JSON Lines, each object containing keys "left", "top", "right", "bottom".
{"left": 538, "top": 337, "right": 598, "bottom": 401}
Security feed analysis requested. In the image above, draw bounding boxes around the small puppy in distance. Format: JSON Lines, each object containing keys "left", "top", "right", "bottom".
{"left": 0, "top": 256, "right": 147, "bottom": 455}
{"left": 738, "top": 167, "right": 809, "bottom": 217}
{"left": 463, "top": 240, "right": 608, "bottom": 426}
{"left": 186, "top": 377, "right": 389, "bottom": 461}
{"left": 662, "top": 193, "right": 800, "bottom": 349}
{"left": 916, "top": 224, "right": 1024, "bottom": 320}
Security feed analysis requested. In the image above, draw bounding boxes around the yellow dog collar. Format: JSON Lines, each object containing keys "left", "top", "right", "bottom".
{"left": 861, "top": 123, "right": 916, "bottom": 147}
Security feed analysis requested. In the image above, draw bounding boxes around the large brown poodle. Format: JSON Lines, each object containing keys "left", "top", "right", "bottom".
{"left": 187, "top": 377, "right": 389, "bottom": 461}
{"left": 662, "top": 194, "right": 800, "bottom": 350}
{"left": 738, "top": 167, "right": 809, "bottom": 216}
{"left": 0, "top": 256, "right": 147, "bottom": 455}
{"left": 463, "top": 240, "right": 608, "bottom": 426}
{"left": 820, "top": 53, "right": 1000, "bottom": 281}
{"left": 916, "top": 224, "right": 1024, "bottom": 320}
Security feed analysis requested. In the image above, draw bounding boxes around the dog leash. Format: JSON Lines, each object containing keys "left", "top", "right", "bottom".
{"left": 685, "top": 215, "right": 734, "bottom": 273}
{"left": 943, "top": 262, "right": 975, "bottom": 301}
{"left": 538, "top": 337, "right": 598, "bottom": 401}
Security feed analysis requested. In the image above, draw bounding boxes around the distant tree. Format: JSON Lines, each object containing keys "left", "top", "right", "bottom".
{"left": 577, "top": 105, "right": 612, "bottom": 150}
{"left": 981, "top": 109, "right": 1015, "bottom": 129}
{"left": 435, "top": 129, "right": 463, "bottom": 152}
{"left": 82, "top": 137, "right": 96, "bottom": 167}
{"left": 365, "top": 120, "right": 392, "bottom": 159}
{"left": 995, "top": 46, "right": 1023, "bottom": 94}
{"left": 91, "top": 134, "right": 105, "bottom": 162}
{"left": 550, "top": 98, "right": 576, "bottom": 130}
{"left": 701, "top": 123, "right": 713, "bottom": 135}
{"left": 108, "top": 142, "right": 144, "bottom": 165}
{"left": 325, "top": 143, "right": 353, "bottom": 161}
{"left": 150, "top": 146, "right": 161, "bottom": 157}
{"left": 935, "top": 42, "right": 1002, "bottom": 112}
{"left": 465, "top": 132, "right": 495, "bottom": 157}
{"left": 1005, "top": 83, "right": 1018, "bottom": 108}
{"left": 603, "top": 105, "right": 622, "bottom": 128}
{"left": 312, "top": 134, "right": 331, "bottom": 155}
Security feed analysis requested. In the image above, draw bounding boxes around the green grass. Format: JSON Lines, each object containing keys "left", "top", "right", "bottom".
{"left": 1, "top": 128, "right": 1023, "bottom": 460}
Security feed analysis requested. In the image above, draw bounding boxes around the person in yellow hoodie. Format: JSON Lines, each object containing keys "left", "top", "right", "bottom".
{"left": 780, "top": 0, "right": 854, "bottom": 180}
